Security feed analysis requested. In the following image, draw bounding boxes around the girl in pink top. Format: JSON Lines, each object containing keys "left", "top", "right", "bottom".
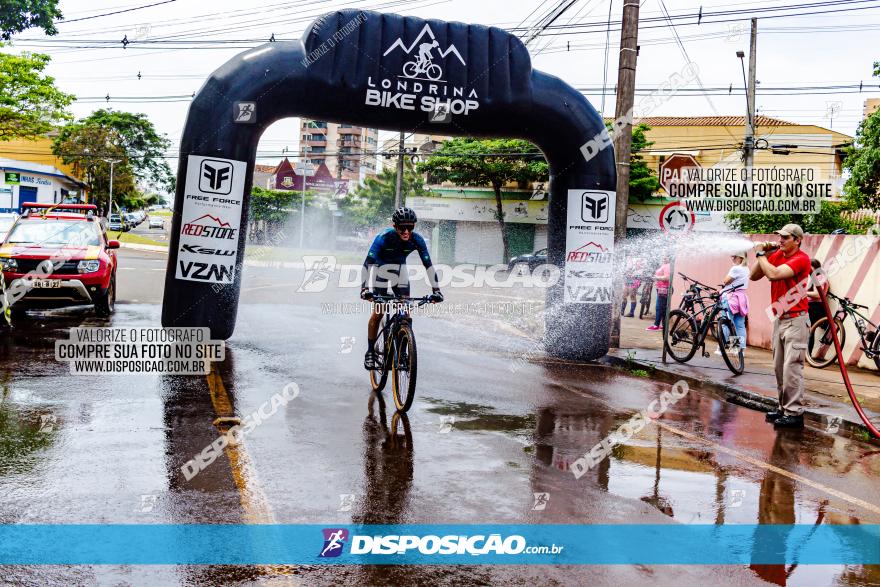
{"left": 647, "top": 257, "right": 671, "bottom": 331}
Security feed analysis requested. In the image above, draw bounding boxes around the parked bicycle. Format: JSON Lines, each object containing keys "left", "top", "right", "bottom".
{"left": 665, "top": 273, "right": 745, "bottom": 375}
{"left": 807, "top": 291, "right": 880, "bottom": 370}
{"left": 367, "top": 294, "right": 439, "bottom": 412}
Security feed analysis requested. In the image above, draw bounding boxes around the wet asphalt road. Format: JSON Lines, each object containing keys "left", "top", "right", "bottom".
{"left": 1, "top": 249, "right": 879, "bottom": 586}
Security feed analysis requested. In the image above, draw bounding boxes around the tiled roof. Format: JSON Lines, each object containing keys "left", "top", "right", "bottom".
{"left": 254, "top": 164, "right": 277, "bottom": 173}
{"left": 626, "top": 115, "right": 795, "bottom": 127}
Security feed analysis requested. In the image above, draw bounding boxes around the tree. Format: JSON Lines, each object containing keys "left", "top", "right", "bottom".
{"left": 0, "top": 0, "right": 62, "bottom": 40}
{"left": 417, "top": 138, "right": 548, "bottom": 263}
{"left": 0, "top": 50, "right": 73, "bottom": 140}
{"left": 53, "top": 109, "right": 174, "bottom": 213}
{"left": 842, "top": 62, "right": 880, "bottom": 210}
{"left": 628, "top": 123, "right": 661, "bottom": 202}
{"left": 340, "top": 161, "right": 429, "bottom": 230}
{"left": 726, "top": 201, "right": 872, "bottom": 235}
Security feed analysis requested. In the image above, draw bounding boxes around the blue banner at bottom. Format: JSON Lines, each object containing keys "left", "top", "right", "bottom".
{"left": 0, "top": 525, "right": 877, "bottom": 565}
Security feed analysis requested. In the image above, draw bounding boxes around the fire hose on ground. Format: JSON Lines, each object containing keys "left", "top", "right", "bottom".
{"left": 817, "top": 280, "right": 880, "bottom": 439}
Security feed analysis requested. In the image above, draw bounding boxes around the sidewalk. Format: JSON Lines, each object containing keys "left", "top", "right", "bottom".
{"left": 608, "top": 314, "right": 880, "bottom": 440}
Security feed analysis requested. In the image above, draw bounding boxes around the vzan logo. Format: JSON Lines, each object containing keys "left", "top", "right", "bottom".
{"left": 366, "top": 23, "right": 479, "bottom": 116}
{"left": 199, "top": 160, "right": 233, "bottom": 194}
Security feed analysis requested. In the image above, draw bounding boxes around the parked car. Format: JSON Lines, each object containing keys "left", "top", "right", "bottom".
{"left": 108, "top": 214, "right": 127, "bottom": 232}
{"left": 148, "top": 217, "right": 165, "bottom": 229}
{"left": 124, "top": 212, "right": 138, "bottom": 228}
{"left": 0, "top": 203, "right": 119, "bottom": 316}
{"left": 0, "top": 212, "right": 18, "bottom": 240}
{"left": 508, "top": 248, "right": 547, "bottom": 273}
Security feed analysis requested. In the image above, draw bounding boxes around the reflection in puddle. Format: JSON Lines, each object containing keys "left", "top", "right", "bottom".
{"left": 529, "top": 378, "right": 880, "bottom": 586}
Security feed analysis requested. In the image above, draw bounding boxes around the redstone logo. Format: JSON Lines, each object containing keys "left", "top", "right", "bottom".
{"left": 566, "top": 242, "right": 611, "bottom": 263}
{"left": 181, "top": 214, "right": 237, "bottom": 240}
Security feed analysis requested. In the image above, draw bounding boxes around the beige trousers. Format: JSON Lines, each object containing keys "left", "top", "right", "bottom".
{"left": 771, "top": 315, "right": 809, "bottom": 416}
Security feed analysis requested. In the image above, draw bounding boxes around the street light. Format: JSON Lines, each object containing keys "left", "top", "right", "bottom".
{"left": 103, "top": 158, "right": 121, "bottom": 217}
{"left": 295, "top": 161, "right": 316, "bottom": 249}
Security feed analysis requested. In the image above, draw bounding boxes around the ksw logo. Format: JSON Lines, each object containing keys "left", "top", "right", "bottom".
{"left": 180, "top": 244, "right": 235, "bottom": 256}
{"left": 199, "top": 160, "right": 234, "bottom": 195}
{"left": 383, "top": 23, "right": 466, "bottom": 81}
{"left": 566, "top": 285, "right": 613, "bottom": 302}
{"left": 178, "top": 261, "right": 234, "bottom": 283}
{"left": 181, "top": 214, "right": 237, "bottom": 240}
{"left": 581, "top": 192, "right": 608, "bottom": 223}
{"left": 319, "top": 528, "right": 349, "bottom": 558}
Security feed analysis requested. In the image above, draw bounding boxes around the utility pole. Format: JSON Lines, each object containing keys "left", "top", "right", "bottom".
{"left": 394, "top": 131, "right": 405, "bottom": 209}
{"left": 609, "top": 0, "right": 639, "bottom": 349}
{"left": 741, "top": 18, "right": 757, "bottom": 171}
{"left": 103, "top": 158, "right": 121, "bottom": 218}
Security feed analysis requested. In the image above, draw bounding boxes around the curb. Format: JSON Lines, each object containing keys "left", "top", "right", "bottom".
{"left": 601, "top": 352, "right": 878, "bottom": 445}
{"left": 119, "top": 242, "right": 168, "bottom": 253}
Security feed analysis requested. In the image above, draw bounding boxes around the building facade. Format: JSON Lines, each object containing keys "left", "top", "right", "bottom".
{"left": 0, "top": 136, "right": 88, "bottom": 212}
{"left": 299, "top": 120, "right": 379, "bottom": 185}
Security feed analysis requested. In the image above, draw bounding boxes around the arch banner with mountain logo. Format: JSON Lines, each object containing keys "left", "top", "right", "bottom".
{"left": 162, "top": 9, "right": 616, "bottom": 360}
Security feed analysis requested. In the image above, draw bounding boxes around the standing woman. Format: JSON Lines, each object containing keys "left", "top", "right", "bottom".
{"left": 646, "top": 256, "right": 670, "bottom": 331}
{"left": 717, "top": 251, "right": 750, "bottom": 353}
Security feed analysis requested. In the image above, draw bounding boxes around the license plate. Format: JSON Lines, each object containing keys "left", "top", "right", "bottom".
{"left": 32, "top": 279, "right": 61, "bottom": 288}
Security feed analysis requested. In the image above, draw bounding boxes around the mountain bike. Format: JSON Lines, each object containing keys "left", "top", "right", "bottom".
{"left": 367, "top": 294, "right": 438, "bottom": 412}
{"left": 665, "top": 275, "right": 745, "bottom": 375}
{"left": 807, "top": 291, "right": 880, "bottom": 370}
{"left": 402, "top": 57, "right": 442, "bottom": 81}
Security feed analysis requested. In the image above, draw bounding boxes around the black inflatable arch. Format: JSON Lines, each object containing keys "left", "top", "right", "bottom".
{"left": 162, "top": 9, "right": 616, "bottom": 360}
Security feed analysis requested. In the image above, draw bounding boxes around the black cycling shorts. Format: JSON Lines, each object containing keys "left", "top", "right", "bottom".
{"left": 370, "top": 264, "right": 410, "bottom": 298}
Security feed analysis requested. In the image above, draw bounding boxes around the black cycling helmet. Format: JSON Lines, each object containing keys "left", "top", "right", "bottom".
{"left": 392, "top": 207, "right": 417, "bottom": 225}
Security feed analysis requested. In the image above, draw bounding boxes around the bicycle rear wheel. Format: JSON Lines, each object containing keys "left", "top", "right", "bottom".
{"left": 807, "top": 316, "right": 845, "bottom": 369}
{"left": 871, "top": 330, "right": 880, "bottom": 371}
{"left": 717, "top": 315, "right": 745, "bottom": 375}
{"left": 391, "top": 324, "right": 418, "bottom": 412}
{"left": 665, "top": 309, "right": 698, "bottom": 363}
{"left": 369, "top": 332, "right": 388, "bottom": 392}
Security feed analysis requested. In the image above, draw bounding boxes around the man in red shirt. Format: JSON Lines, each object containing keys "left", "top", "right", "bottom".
{"left": 750, "top": 223, "right": 812, "bottom": 428}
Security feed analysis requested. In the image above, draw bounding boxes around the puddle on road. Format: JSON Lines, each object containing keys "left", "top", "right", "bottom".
{"left": 422, "top": 397, "right": 536, "bottom": 434}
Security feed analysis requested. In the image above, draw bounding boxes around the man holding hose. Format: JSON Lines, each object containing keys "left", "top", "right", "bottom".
{"left": 750, "top": 223, "right": 812, "bottom": 429}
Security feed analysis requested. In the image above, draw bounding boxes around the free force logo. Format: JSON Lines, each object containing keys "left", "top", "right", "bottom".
{"left": 199, "top": 159, "right": 234, "bottom": 195}
{"left": 580, "top": 191, "right": 609, "bottom": 223}
{"left": 383, "top": 23, "right": 466, "bottom": 82}
{"left": 319, "top": 528, "right": 349, "bottom": 558}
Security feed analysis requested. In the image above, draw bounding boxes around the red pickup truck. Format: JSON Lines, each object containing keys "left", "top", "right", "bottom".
{"left": 0, "top": 203, "right": 119, "bottom": 317}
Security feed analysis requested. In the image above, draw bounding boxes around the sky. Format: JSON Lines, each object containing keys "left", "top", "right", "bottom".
{"left": 5, "top": 0, "right": 880, "bottom": 182}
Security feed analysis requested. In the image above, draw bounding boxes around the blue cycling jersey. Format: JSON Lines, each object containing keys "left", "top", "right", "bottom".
{"left": 361, "top": 227, "right": 437, "bottom": 289}
{"left": 363, "top": 227, "right": 432, "bottom": 267}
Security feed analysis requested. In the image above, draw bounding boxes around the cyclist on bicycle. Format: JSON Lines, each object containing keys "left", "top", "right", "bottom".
{"left": 360, "top": 207, "right": 443, "bottom": 369}
{"left": 417, "top": 40, "right": 439, "bottom": 67}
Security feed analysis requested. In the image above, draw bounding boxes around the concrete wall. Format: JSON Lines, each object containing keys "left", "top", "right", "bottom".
{"left": 672, "top": 232, "right": 880, "bottom": 370}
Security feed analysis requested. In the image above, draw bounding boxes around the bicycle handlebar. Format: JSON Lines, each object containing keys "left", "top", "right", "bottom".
{"left": 678, "top": 272, "right": 718, "bottom": 291}
{"left": 827, "top": 291, "right": 868, "bottom": 310}
{"left": 368, "top": 294, "right": 438, "bottom": 307}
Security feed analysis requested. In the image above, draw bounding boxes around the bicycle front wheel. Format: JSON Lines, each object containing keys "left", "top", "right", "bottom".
{"left": 369, "top": 333, "right": 388, "bottom": 392}
{"left": 391, "top": 324, "right": 418, "bottom": 412}
{"left": 807, "top": 316, "right": 845, "bottom": 369}
{"left": 717, "top": 315, "right": 745, "bottom": 375}
{"left": 665, "top": 309, "right": 698, "bottom": 363}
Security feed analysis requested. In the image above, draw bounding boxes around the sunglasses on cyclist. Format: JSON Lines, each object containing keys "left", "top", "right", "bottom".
{"left": 395, "top": 225, "right": 415, "bottom": 233}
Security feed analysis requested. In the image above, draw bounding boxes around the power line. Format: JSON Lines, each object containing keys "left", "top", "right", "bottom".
{"left": 56, "top": 0, "right": 179, "bottom": 24}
